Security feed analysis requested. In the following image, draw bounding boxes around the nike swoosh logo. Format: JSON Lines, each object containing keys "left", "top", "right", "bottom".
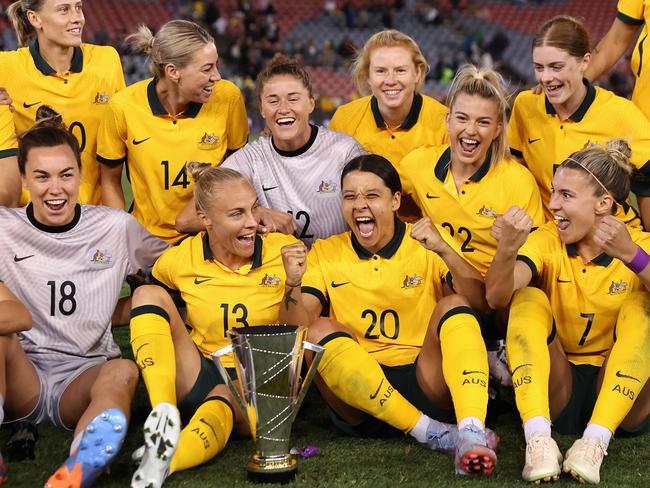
{"left": 23, "top": 101, "right": 40, "bottom": 108}
{"left": 134, "top": 343, "right": 149, "bottom": 363}
{"left": 331, "top": 281, "right": 350, "bottom": 288}
{"left": 199, "top": 418, "right": 218, "bottom": 437}
{"left": 556, "top": 278, "right": 572, "bottom": 283}
{"left": 528, "top": 138, "right": 541, "bottom": 144}
{"left": 616, "top": 370, "right": 641, "bottom": 382}
{"left": 262, "top": 186, "right": 278, "bottom": 192}
{"left": 132, "top": 137, "right": 151, "bottom": 145}
{"left": 511, "top": 363, "right": 532, "bottom": 375}
{"left": 426, "top": 193, "right": 440, "bottom": 199}
{"left": 194, "top": 278, "right": 211, "bottom": 285}
{"left": 462, "top": 369, "right": 487, "bottom": 376}
{"left": 369, "top": 379, "right": 384, "bottom": 400}
{"left": 14, "top": 255, "right": 35, "bottom": 262}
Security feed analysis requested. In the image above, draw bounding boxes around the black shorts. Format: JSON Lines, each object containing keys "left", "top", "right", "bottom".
{"left": 177, "top": 349, "right": 236, "bottom": 424}
{"left": 329, "top": 358, "right": 455, "bottom": 437}
{"left": 553, "top": 363, "right": 650, "bottom": 436}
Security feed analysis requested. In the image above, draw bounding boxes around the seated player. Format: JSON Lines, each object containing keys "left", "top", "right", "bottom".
{"left": 486, "top": 140, "right": 650, "bottom": 483}
{"left": 129, "top": 163, "right": 302, "bottom": 487}
{"left": 279, "top": 154, "right": 498, "bottom": 476}
{"left": 0, "top": 106, "right": 168, "bottom": 487}
{"left": 177, "top": 54, "right": 366, "bottom": 247}
{"left": 399, "top": 64, "right": 544, "bottom": 385}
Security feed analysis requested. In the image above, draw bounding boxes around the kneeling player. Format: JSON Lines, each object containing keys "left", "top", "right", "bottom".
{"left": 129, "top": 164, "right": 302, "bottom": 487}
{"left": 279, "top": 154, "right": 498, "bottom": 476}
{"left": 0, "top": 108, "right": 167, "bottom": 487}
{"left": 486, "top": 140, "right": 650, "bottom": 483}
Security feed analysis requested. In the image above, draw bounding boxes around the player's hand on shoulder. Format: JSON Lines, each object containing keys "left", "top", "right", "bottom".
{"left": 594, "top": 215, "right": 637, "bottom": 263}
{"left": 492, "top": 206, "right": 533, "bottom": 253}
{"left": 0, "top": 87, "right": 15, "bottom": 112}
{"left": 281, "top": 242, "right": 307, "bottom": 286}
{"left": 258, "top": 207, "right": 298, "bottom": 235}
{"left": 410, "top": 216, "right": 446, "bottom": 253}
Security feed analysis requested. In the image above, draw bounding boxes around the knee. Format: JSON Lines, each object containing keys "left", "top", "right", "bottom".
{"left": 511, "top": 286, "right": 549, "bottom": 308}
{"left": 104, "top": 359, "right": 140, "bottom": 386}
{"left": 435, "top": 294, "right": 471, "bottom": 316}
{"left": 131, "top": 284, "right": 174, "bottom": 310}
{"left": 306, "top": 317, "right": 354, "bottom": 345}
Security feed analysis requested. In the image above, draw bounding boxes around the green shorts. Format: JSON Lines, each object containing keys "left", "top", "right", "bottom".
{"left": 177, "top": 349, "right": 236, "bottom": 424}
{"left": 553, "top": 363, "right": 650, "bottom": 436}
{"left": 329, "top": 358, "right": 455, "bottom": 438}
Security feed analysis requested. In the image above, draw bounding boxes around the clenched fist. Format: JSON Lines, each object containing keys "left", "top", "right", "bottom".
{"left": 281, "top": 242, "right": 307, "bottom": 286}
{"left": 492, "top": 206, "right": 533, "bottom": 254}
{"left": 593, "top": 215, "right": 637, "bottom": 263}
{"left": 410, "top": 217, "right": 446, "bottom": 253}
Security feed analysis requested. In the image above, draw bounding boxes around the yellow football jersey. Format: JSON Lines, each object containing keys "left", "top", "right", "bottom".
{"left": 508, "top": 81, "right": 650, "bottom": 224}
{"left": 517, "top": 221, "right": 650, "bottom": 366}
{"left": 618, "top": 0, "right": 650, "bottom": 120}
{"left": 96, "top": 78, "right": 249, "bottom": 243}
{"left": 329, "top": 94, "right": 448, "bottom": 170}
{"left": 399, "top": 145, "right": 544, "bottom": 275}
{"left": 302, "top": 220, "right": 463, "bottom": 367}
{"left": 0, "top": 41, "right": 125, "bottom": 205}
{"left": 0, "top": 106, "right": 17, "bottom": 160}
{"left": 152, "top": 231, "right": 299, "bottom": 367}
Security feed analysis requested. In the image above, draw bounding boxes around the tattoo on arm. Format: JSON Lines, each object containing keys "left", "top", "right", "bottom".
{"left": 283, "top": 287, "right": 298, "bottom": 310}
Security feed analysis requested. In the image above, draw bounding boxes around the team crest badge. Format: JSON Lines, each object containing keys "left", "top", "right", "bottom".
{"left": 317, "top": 179, "right": 337, "bottom": 196}
{"left": 401, "top": 274, "right": 423, "bottom": 289}
{"left": 198, "top": 132, "right": 220, "bottom": 149}
{"left": 89, "top": 248, "right": 113, "bottom": 267}
{"left": 93, "top": 92, "right": 110, "bottom": 104}
{"left": 607, "top": 280, "right": 628, "bottom": 295}
{"left": 477, "top": 205, "right": 498, "bottom": 219}
{"left": 259, "top": 273, "right": 281, "bottom": 288}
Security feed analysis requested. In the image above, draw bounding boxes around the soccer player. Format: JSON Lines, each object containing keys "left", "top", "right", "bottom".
{"left": 280, "top": 154, "right": 499, "bottom": 476}
{"left": 509, "top": 15, "right": 650, "bottom": 229}
{"left": 128, "top": 163, "right": 301, "bottom": 487}
{"left": 585, "top": 0, "right": 650, "bottom": 119}
{"left": 176, "top": 54, "right": 365, "bottom": 247}
{"left": 0, "top": 106, "right": 168, "bottom": 487}
{"left": 399, "top": 64, "right": 544, "bottom": 386}
{"left": 329, "top": 29, "right": 448, "bottom": 220}
{"left": 0, "top": 106, "right": 20, "bottom": 206}
{"left": 97, "top": 20, "right": 249, "bottom": 243}
{"left": 0, "top": 0, "right": 125, "bottom": 206}
{"left": 486, "top": 140, "right": 650, "bottom": 484}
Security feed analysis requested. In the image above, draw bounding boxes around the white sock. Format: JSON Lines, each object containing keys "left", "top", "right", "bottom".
{"left": 70, "top": 430, "right": 83, "bottom": 456}
{"left": 583, "top": 423, "right": 612, "bottom": 448}
{"left": 523, "top": 416, "right": 552, "bottom": 442}
{"left": 409, "top": 413, "right": 431, "bottom": 443}
{"left": 0, "top": 395, "right": 5, "bottom": 426}
{"left": 458, "top": 416, "right": 484, "bottom": 431}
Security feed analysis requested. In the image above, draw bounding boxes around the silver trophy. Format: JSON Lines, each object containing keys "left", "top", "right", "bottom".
{"left": 211, "top": 325, "right": 324, "bottom": 483}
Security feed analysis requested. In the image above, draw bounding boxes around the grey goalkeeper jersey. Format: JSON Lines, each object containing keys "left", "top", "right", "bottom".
{"left": 0, "top": 204, "right": 168, "bottom": 360}
{"left": 223, "top": 125, "right": 366, "bottom": 246}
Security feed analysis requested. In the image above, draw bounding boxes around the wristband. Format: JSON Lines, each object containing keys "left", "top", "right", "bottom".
{"left": 625, "top": 247, "right": 650, "bottom": 274}
{"left": 285, "top": 280, "right": 302, "bottom": 288}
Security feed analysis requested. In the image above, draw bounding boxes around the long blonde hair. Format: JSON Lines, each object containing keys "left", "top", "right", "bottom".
{"left": 7, "top": 0, "right": 47, "bottom": 47}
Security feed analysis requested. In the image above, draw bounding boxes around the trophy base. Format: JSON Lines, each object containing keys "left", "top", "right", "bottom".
{"left": 247, "top": 454, "right": 297, "bottom": 484}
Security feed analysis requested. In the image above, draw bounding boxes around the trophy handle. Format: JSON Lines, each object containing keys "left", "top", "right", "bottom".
{"left": 211, "top": 345, "right": 249, "bottom": 425}
{"left": 287, "top": 340, "right": 325, "bottom": 425}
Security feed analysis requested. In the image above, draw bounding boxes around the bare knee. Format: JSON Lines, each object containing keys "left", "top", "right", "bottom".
{"left": 306, "top": 318, "right": 355, "bottom": 345}
{"left": 131, "top": 284, "right": 175, "bottom": 310}
{"left": 100, "top": 359, "right": 139, "bottom": 389}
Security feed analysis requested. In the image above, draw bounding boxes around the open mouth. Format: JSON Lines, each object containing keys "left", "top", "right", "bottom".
{"left": 68, "top": 27, "right": 82, "bottom": 36}
{"left": 459, "top": 137, "right": 479, "bottom": 154}
{"left": 237, "top": 233, "right": 255, "bottom": 245}
{"left": 383, "top": 89, "right": 401, "bottom": 99}
{"left": 355, "top": 216, "right": 375, "bottom": 238}
{"left": 45, "top": 199, "right": 66, "bottom": 212}
{"left": 544, "top": 83, "right": 562, "bottom": 95}
{"left": 555, "top": 214, "right": 569, "bottom": 231}
{"left": 276, "top": 117, "right": 296, "bottom": 127}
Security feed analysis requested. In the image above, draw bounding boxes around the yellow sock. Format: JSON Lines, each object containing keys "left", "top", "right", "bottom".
{"left": 590, "top": 292, "right": 650, "bottom": 432}
{"left": 318, "top": 333, "right": 421, "bottom": 432}
{"left": 438, "top": 306, "right": 488, "bottom": 422}
{"left": 130, "top": 305, "right": 177, "bottom": 407}
{"left": 506, "top": 287, "right": 553, "bottom": 423}
{"left": 169, "top": 397, "right": 233, "bottom": 474}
